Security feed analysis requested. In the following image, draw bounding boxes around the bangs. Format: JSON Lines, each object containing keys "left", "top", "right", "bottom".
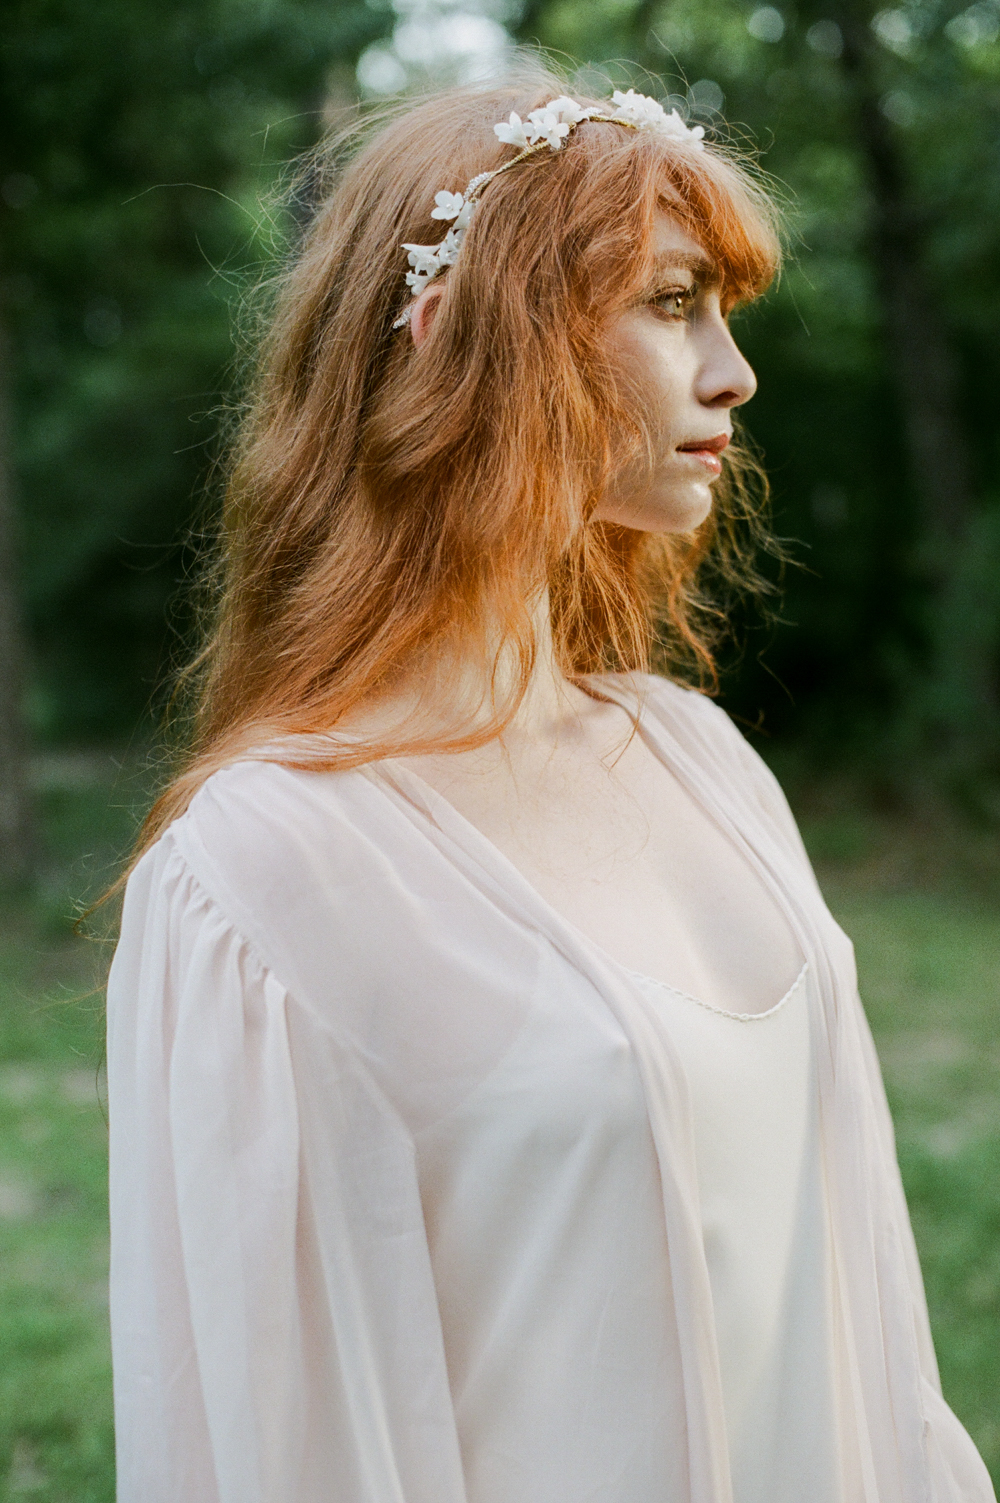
{"left": 537, "top": 108, "right": 781, "bottom": 319}
{"left": 654, "top": 145, "right": 782, "bottom": 306}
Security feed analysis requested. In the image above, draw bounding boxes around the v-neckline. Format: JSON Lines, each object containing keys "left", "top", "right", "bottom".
{"left": 367, "top": 673, "right": 807, "bottom": 1017}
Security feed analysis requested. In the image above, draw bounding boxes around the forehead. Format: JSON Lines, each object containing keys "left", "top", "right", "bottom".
{"left": 649, "top": 208, "right": 715, "bottom": 278}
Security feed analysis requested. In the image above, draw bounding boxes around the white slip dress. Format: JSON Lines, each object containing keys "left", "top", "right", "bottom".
{"left": 629, "top": 962, "right": 840, "bottom": 1503}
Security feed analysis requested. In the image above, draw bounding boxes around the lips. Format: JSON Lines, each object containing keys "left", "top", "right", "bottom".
{"left": 676, "top": 433, "right": 730, "bottom": 455}
{"left": 676, "top": 432, "right": 729, "bottom": 479}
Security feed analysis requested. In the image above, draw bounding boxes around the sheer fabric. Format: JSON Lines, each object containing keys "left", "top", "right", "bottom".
{"left": 107, "top": 673, "right": 995, "bottom": 1503}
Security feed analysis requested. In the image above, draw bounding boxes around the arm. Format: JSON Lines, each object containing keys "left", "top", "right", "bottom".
{"left": 107, "top": 830, "right": 466, "bottom": 1503}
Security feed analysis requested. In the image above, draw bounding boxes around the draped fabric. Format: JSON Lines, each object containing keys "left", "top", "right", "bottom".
{"left": 107, "top": 673, "right": 995, "bottom": 1503}
{"left": 626, "top": 962, "right": 841, "bottom": 1503}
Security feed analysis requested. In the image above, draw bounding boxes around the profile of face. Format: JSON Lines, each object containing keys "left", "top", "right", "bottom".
{"left": 593, "top": 209, "right": 758, "bottom": 535}
{"left": 409, "top": 207, "right": 757, "bottom": 537}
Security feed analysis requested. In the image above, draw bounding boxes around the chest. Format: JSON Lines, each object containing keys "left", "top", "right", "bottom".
{"left": 403, "top": 730, "right": 803, "bottom": 1016}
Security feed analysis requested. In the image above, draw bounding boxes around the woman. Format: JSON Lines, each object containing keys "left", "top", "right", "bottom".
{"left": 106, "top": 71, "right": 995, "bottom": 1503}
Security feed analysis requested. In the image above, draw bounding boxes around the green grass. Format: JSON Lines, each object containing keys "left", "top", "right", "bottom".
{"left": 826, "top": 885, "right": 1000, "bottom": 1466}
{"left": 0, "top": 1056, "right": 113, "bottom": 1501}
{"left": 0, "top": 753, "right": 144, "bottom": 1502}
{"left": 0, "top": 757, "right": 998, "bottom": 1497}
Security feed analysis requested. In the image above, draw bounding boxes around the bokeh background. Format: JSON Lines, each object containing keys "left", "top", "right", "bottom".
{"left": 2, "top": 0, "right": 999, "bottom": 1495}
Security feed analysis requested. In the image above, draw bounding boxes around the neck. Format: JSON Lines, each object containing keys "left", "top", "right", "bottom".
{"left": 505, "top": 589, "right": 585, "bottom": 739}
{"left": 438, "top": 588, "right": 590, "bottom": 740}
{"left": 361, "top": 590, "right": 598, "bottom": 748}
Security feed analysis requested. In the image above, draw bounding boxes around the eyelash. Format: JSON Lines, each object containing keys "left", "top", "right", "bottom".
{"left": 651, "top": 286, "right": 697, "bottom": 318}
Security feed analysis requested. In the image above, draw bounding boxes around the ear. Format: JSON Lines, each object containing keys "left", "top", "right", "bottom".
{"left": 410, "top": 282, "right": 445, "bottom": 347}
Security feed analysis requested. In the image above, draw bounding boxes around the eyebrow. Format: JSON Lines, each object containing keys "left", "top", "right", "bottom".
{"left": 651, "top": 253, "right": 719, "bottom": 284}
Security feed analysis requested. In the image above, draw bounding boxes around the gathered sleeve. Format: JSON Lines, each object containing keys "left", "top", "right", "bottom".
{"left": 107, "top": 828, "right": 468, "bottom": 1503}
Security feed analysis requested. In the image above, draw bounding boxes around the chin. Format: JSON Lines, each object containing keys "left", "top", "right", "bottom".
{"left": 597, "top": 484, "right": 714, "bottom": 535}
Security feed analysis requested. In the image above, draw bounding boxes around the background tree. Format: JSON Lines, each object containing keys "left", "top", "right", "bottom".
{"left": 0, "top": 0, "right": 391, "bottom": 757}
{"left": 3, "top": 0, "right": 1000, "bottom": 808}
{"left": 0, "top": 313, "right": 34, "bottom": 884}
{"left": 508, "top": 0, "right": 1000, "bottom": 791}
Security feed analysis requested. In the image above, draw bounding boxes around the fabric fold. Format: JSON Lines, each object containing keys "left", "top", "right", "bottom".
{"left": 107, "top": 671, "right": 996, "bottom": 1503}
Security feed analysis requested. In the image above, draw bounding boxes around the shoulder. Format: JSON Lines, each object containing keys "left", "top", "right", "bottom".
{"left": 598, "top": 670, "right": 749, "bottom": 755}
{"left": 648, "top": 675, "right": 759, "bottom": 757}
{"left": 126, "top": 755, "right": 415, "bottom": 972}
{"left": 121, "top": 753, "right": 460, "bottom": 1023}
{"left": 601, "top": 671, "right": 810, "bottom": 860}
{"left": 638, "top": 673, "right": 727, "bottom": 723}
{"left": 638, "top": 671, "right": 783, "bottom": 782}
{"left": 168, "top": 755, "right": 401, "bottom": 917}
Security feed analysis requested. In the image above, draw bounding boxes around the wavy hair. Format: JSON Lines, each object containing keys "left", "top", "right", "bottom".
{"left": 130, "top": 64, "right": 782, "bottom": 864}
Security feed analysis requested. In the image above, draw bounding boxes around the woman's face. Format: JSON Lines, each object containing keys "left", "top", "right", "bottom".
{"left": 592, "top": 210, "right": 757, "bottom": 534}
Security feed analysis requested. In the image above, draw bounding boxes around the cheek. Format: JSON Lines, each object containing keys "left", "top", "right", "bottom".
{"left": 593, "top": 313, "right": 706, "bottom": 532}
{"left": 616, "top": 324, "right": 685, "bottom": 442}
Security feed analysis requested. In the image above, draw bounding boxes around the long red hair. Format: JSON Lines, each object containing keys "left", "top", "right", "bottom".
{"left": 133, "top": 65, "right": 781, "bottom": 863}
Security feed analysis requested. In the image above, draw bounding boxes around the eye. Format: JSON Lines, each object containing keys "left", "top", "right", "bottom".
{"left": 650, "top": 284, "right": 697, "bottom": 319}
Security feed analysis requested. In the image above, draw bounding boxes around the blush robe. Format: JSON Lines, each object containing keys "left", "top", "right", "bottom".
{"left": 107, "top": 672, "right": 995, "bottom": 1503}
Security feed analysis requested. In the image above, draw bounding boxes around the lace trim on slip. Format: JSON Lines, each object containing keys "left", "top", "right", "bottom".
{"left": 625, "top": 960, "right": 809, "bottom": 1022}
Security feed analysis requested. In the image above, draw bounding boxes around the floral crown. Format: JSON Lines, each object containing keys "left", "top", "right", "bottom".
{"left": 392, "top": 90, "right": 706, "bottom": 329}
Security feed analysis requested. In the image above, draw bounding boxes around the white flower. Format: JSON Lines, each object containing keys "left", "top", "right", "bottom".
{"left": 610, "top": 89, "right": 666, "bottom": 128}
{"left": 434, "top": 227, "right": 464, "bottom": 267}
{"left": 402, "top": 243, "right": 442, "bottom": 278}
{"left": 546, "top": 95, "right": 599, "bottom": 126}
{"left": 393, "top": 87, "right": 715, "bottom": 327}
{"left": 657, "top": 108, "right": 706, "bottom": 147}
{"left": 431, "top": 190, "right": 465, "bottom": 221}
{"left": 610, "top": 89, "right": 705, "bottom": 147}
{"left": 524, "top": 106, "right": 571, "bottom": 150}
{"left": 494, "top": 112, "right": 531, "bottom": 149}
{"left": 494, "top": 98, "right": 596, "bottom": 151}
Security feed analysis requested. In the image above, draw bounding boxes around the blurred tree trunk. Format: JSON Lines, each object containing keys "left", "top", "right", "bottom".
{"left": 0, "top": 313, "right": 34, "bottom": 886}
{"left": 833, "top": 4, "right": 974, "bottom": 543}
{"left": 830, "top": 5, "right": 997, "bottom": 753}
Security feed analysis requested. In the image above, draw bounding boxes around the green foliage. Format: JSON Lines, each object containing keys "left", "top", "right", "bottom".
{"left": 823, "top": 879, "right": 1000, "bottom": 1465}
{"left": 0, "top": 784, "right": 119, "bottom": 1499}
{"left": 3, "top": 0, "right": 1000, "bottom": 784}
{"left": 0, "top": 1058, "right": 114, "bottom": 1503}
{"left": 516, "top": 0, "right": 1000, "bottom": 777}
{"left": 2, "top": 0, "right": 391, "bottom": 740}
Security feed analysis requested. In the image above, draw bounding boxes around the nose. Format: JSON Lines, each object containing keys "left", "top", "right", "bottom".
{"left": 696, "top": 314, "right": 757, "bottom": 410}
